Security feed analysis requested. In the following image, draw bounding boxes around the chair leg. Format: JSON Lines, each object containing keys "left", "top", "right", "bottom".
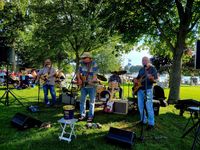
{"left": 191, "top": 123, "right": 200, "bottom": 150}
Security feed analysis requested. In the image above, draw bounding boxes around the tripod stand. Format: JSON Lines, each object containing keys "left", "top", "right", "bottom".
{"left": 0, "top": 63, "right": 24, "bottom": 106}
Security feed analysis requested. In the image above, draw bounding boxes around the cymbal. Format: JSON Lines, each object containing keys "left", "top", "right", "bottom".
{"left": 97, "top": 74, "right": 107, "bottom": 81}
{"left": 111, "top": 70, "right": 127, "bottom": 75}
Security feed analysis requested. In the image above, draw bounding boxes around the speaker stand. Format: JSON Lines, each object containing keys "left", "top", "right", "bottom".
{"left": 0, "top": 63, "right": 24, "bottom": 107}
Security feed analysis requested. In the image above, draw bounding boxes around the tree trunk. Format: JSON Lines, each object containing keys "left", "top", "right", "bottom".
{"left": 75, "top": 52, "right": 80, "bottom": 72}
{"left": 168, "top": 47, "right": 183, "bottom": 104}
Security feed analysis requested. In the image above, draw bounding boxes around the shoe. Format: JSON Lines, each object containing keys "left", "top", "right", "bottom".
{"left": 78, "top": 116, "right": 86, "bottom": 121}
{"left": 87, "top": 117, "right": 93, "bottom": 122}
{"left": 146, "top": 125, "right": 154, "bottom": 130}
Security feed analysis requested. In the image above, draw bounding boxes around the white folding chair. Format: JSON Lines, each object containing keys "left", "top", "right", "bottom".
{"left": 58, "top": 118, "right": 78, "bottom": 143}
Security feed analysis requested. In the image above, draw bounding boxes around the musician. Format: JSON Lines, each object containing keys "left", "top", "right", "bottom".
{"left": 133, "top": 56, "right": 158, "bottom": 130}
{"left": 108, "top": 71, "right": 123, "bottom": 99}
{"left": 76, "top": 52, "right": 98, "bottom": 122}
{"left": 36, "top": 59, "right": 57, "bottom": 107}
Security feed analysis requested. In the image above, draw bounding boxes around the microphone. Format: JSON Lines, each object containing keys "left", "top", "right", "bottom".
{"left": 143, "top": 65, "right": 147, "bottom": 68}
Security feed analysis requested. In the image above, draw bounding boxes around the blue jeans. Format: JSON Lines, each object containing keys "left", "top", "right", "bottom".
{"left": 43, "top": 84, "right": 56, "bottom": 105}
{"left": 80, "top": 87, "right": 96, "bottom": 118}
{"left": 137, "top": 89, "right": 154, "bottom": 126}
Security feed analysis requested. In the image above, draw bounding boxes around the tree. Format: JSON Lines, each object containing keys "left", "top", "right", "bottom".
{"left": 101, "top": 0, "right": 200, "bottom": 103}
{"left": 150, "top": 55, "right": 172, "bottom": 74}
{"left": 0, "top": 1, "right": 27, "bottom": 70}
{"left": 93, "top": 43, "right": 122, "bottom": 74}
{"left": 29, "top": 0, "right": 111, "bottom": 71}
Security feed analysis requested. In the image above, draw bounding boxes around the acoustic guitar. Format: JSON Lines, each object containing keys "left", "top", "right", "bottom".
{"left": 40, "top": 69, "right": 62, "bottom": 85}
{"left": 39, "top": 73, "right": 49, "bottom": 85}
{"left": 133, "top": 73, "right": 156, "bottom": 95}
{"left": 75, "top": 75, "right": 99, "bottom": 88}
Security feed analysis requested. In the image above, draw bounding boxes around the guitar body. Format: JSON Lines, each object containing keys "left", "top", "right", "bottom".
{"left": 75, "top": 75, "right": 99, "bottom": 88}
{"left": 133, "top": 77, "right": 143, "bottom": 95}
{"left": 40, "top": 73, "right": 49, "bottom": 85}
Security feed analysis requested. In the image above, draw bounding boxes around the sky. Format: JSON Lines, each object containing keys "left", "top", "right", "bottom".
{"left": 122, "top": 49, "right": 152, "bottom": 67}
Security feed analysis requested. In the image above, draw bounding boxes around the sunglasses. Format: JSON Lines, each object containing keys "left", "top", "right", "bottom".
{"left": 82, "top": 57, "right": 91, "bottom": 59}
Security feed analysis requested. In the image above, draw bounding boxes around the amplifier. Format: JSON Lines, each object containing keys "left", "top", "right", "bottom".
{"left": 113, "top": 100, "right": 128, "bottom": 115}
{"left": 60, "top": 93, "right": 76, "bottom": 105}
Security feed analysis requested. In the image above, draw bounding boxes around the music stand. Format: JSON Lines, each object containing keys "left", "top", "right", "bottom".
{"left": 0, "top": 63, "right": 24, "bottom": 107}
{"left": 181, "top": 107, "right": 200, "bottom": 150}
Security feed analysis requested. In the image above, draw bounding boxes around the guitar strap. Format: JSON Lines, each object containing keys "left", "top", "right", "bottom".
{"left": 48, "top": 66, "right": 51, "bottom": 75}
{"left": 85, "top": 62, "right": 92, "bottom": 81}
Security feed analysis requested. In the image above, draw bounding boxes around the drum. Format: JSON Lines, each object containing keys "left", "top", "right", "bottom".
{"left": 99, "top": 90, "right": 111, "bottom": 101}
{"left": 109, "top": 81, "right": 119, "bottom": 89}
{"left": 96, "top": 85, "right": 106, "bottom": 94}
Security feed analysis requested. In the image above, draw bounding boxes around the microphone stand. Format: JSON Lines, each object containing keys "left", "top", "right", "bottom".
{"left": 139, "top": 65, "right": 148, "bottom": 141}
{"left": 68, "top": 73, "right": 77, "bottom": 105}
{"left": 37, "top": 82, "right": 41, "bottom": 106}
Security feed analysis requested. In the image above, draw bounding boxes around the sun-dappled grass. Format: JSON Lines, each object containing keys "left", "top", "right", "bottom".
{"left": 0, "top": 85, "right": 199, "bottom": 150}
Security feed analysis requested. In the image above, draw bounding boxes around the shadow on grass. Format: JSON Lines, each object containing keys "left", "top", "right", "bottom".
{"left": 0, "top": 103, "right": 198, "bottom": 150}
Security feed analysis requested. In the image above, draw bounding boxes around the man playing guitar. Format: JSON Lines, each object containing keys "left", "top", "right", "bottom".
{"left": 36, "top": 59, "right": 57, "bottom": 107}
{"left": 133, "top": 56, "right": 158, "bottom": 130}
{"left": 76, "top": 52, "right": 98, "bottom": 122}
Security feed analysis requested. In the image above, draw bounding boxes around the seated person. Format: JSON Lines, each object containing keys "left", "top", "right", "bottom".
{"left": 18, "top": 69, "right": 29, "bottom": 89}
{"left": 108, "top": 71, "right": 123, "bottom": 99}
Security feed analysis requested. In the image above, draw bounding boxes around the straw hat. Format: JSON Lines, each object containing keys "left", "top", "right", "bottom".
{"left": 81, "top": 52, "right": 92, "bottom": 58}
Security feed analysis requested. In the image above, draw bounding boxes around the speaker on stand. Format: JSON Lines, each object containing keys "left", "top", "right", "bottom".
{"left": 0, "top": 46, "right": 23, "bottom": 106}
{"left": 195, "top": 40, "right": 200, "bottom": 69}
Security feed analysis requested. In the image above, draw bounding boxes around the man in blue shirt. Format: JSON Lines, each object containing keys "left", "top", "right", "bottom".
{"left": 133, "top": 56, "right": 158, "bottom": 130}
{"left": 76, "top": 52, "right": 98, "bottom": 122}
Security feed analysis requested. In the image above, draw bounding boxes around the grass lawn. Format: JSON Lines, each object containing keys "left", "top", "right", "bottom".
{"left": 0, "top": 85, "right": 199, "bottom": 150}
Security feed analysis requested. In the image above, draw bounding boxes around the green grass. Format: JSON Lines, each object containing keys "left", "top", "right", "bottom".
{"left": 0, "top": 85, "right": 199, "bottom": 150}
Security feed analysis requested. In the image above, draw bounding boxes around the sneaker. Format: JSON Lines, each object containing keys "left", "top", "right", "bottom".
{"left": 87, "top": 117, "right": 93, "bottom": 122}
{"left": 146, "top": 125, "right": 154, "bottom": 130}
{"left": 78, "top": 116, "right": 86, "bottom": 121}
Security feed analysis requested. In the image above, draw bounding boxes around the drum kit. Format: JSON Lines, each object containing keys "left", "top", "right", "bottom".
{"left": 96, "top": 70, "right": 127, "bottom": 101}
{"left": 65, "top": 70, "right": 127, "bottom": 101}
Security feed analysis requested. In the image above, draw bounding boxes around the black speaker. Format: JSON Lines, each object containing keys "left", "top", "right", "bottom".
{"left": 0, "top": 46, "right": 15, "bottom": 64}
{"left": 106, "top": 127, "right": 136, "bottom": 148}
{"left": 11, "top": 113, "right": 43, "bottom": 130}
{"left": 195, "top": 40, "right": 200, "bottom": 69}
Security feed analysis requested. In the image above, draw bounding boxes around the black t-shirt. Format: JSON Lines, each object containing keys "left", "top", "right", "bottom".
{"left": 137, "top": 66, "right": 158, "bottom": 90}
